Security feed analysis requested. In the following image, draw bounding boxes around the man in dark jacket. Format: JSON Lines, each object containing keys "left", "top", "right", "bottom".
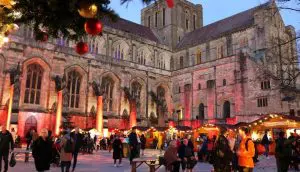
{"left": 128, "top": 127, "right": 138, "bottom": 164}
{"left": 275, "top": 131, "right": 292, "bottom": 172}
{"left": 71, "top": 127, "right": 83, "bottom": 172}
{"left": 0, "top": 126, "right": 14, "bottom": 172}
{"left": 261, "top": 130, "right": 270, "bottom": 159}
{"left": 213, "top": 128, "right": 232, "bottom": 172}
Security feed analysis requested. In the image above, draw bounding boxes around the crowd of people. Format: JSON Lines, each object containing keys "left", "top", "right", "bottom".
{"left": 0, "top": 124, "right": 299, "bottom": 172}
{"left": 163, "top": 127, "right": 299, "bottom": 172}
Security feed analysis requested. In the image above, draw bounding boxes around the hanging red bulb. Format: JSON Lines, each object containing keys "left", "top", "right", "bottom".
{"left": 166, "top": 0, "right": 174, "bottom": 8}
{"left": 75, "top": 42, "right": 89, "bottom": 55}
{"left": 84, "top": 18, "right": 103, "bottom": 35}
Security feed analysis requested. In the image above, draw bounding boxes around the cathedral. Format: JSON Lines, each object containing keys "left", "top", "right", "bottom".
{"left": 0, "top": 0, "right": 299, "bottom": 137}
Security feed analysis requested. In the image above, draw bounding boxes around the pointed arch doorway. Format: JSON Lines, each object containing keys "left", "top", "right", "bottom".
{"left": 24, "top": 116, "right": 37, "bottom": 136}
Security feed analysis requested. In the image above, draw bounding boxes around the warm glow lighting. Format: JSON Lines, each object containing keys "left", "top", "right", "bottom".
{"left": 55, "top": 90, "right": 63, "bottom": 136}
{"left": 6, "top": 85, "right": 14, "bottom": 130}
{"left": 96, "top": 96, "right": 103, "bottom": 135}
{"left": 252, "top": 131, "right": 259, "bottom": 140}
{"left": 130, "top": 101, "right": 137, "bottom": 128}
{"left": 103, "top": 128, "right": 108, "bottom": 138}
{"left": 3, "top": 37, "right": 9, "bottom": 43}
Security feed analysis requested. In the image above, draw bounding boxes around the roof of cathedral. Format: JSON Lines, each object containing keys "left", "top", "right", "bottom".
{"left": 176, "top": 2, "right": 270, "bottom": 50}
{"left": 102, "top": 17, "right": 159, "bottom": 43}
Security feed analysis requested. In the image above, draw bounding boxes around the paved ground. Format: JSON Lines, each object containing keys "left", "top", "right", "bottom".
{"left": 6, "top": 149, "right": 297, "bottom": 172}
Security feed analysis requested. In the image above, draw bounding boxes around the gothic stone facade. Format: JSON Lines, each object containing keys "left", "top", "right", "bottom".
{"left": 0, "top": 0, "right": 299, "bottom": 137}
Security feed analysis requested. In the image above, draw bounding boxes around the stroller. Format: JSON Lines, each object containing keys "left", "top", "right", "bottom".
{"left": 51, "top": 138, "right": 61, "bottom": 167}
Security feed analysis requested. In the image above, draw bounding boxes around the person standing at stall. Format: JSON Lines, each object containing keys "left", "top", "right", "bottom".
{"left": 261, "top": 130, "right": 270, "bottom": 159}
{"left": 128, "top": 127, "right": 138, "bottom": 164}
{"left": 140, "top": 134, "right": 146, "bottom": 156}
{"left": 112, "top": 135, "right": 123, "bottom": 167}
{"left": 237, "top": 127, "right": 255, "bottom": 172}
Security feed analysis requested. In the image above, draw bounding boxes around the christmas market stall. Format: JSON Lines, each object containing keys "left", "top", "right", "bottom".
{"left": 239, "top": 114, "right": 300, "bottom": 155}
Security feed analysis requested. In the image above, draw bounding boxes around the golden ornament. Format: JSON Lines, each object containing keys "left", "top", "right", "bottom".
{"left": 0, "top": 0, "right": 15, "bottom": 9}
{"left": 78, "top": 3, "right": 98, "bottom": 18}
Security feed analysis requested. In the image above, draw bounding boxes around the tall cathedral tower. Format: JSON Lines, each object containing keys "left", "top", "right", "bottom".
{"left": 141, "top": 0, "right": 203, "bottom": 49}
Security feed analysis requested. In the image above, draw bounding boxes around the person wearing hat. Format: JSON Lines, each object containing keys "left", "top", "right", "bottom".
{"left": 237, "top": 127, "right": 255, "bottom": 172}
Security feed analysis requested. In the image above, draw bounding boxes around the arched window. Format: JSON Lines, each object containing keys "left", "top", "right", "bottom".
{"left": 132, "top": 81, "right": 142, "bottom": 116}
{"left": 131, "top": 82, "right": 142, "bottom": 100}
{"left": 101, "top": 76, "right": 114, "bottom": 112}
{"left": 198, "top": 83, "right": 201, "bottom": 90}
{"left": 24, "top": 64, "right": 43, "bottom": 104}
{"left": 196, "top": 49, "right": 202, "bottom": 64}
{"left": 67, "top": 71, "right": 81, "bottom": 108}
{"left": 223, "top": 79, "right": 227, "bottom": 86}
{"left": 199, "top": 103, "right": 204, "bottom": 120}
{"left": 223, "top": 101, "right": 230, "bottom": 119}
{"left": 138, "top": 50, "right": 146, "bottom": 65}
{"left": 180, "top": 56, "right": 184, "bottom": 69}
{"left": 185, "top": 11, "right": 189, "bottom": 30}
{"left": 113, "top": 44, "right": 124, "bottom": 60}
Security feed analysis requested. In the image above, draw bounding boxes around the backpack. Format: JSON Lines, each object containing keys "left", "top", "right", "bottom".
{"left": 64, "top": 138, "right": 74, "bottom": 153}
{"left": 245, "top": 138, "right": 257, "bottom": 161}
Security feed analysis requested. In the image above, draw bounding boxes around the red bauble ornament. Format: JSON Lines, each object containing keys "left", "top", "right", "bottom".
{"left": 75, "top": 42, "right": 89, "bottom": 55}
{"left": 84, "top": 19, "right": 102, "bottom": 35}
{"left": 166, "top": 0, "right": 174, "bottom": 8}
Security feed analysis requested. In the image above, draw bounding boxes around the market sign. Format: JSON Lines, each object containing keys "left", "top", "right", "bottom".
{"left": 263, "top": 121, "right": 297, "bottom": 127}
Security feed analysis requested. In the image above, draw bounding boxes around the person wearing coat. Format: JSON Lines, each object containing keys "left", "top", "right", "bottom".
{"left": 0, "top": 126, "right": 14, "bottom": 172}
{"left": 164, "top": 140, "right": 180, "bottom": 172}
{"left": 140, "top": 134, "right": 146, "bottom": 156}
{"left": 32, "top": 128, "right": 52, "bottom": 172}
{"left": 60, "top": 131, "right": 74, "bottom": 172}
{"left": 112, "top": 135, "right": 123, "bottom": 167}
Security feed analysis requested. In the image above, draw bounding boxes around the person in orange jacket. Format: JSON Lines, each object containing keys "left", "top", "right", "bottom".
{"left": 237, "top": 127, "right": 255, "bottom": 172}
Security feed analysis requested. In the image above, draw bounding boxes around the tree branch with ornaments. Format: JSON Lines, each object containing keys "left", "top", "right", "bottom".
{"left": 0, "top": 0, "right": 174, "bottom": 54}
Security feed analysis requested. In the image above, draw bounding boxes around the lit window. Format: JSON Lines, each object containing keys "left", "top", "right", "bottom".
{"left": 66, "top": 71, "right": 81, "bottom": 108}
{"left": 223, "top": 79, "right": 227, "bottom": 86}
{"left": 24, "top": 64, "right": 43, "bottom": 105}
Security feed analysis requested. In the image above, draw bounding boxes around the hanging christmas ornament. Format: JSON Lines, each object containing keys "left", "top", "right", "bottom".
{"left": 78, "top": 2, "right": 98, "bottom": 18}
{"left": 35, "top": 31, "right": 48, "bottom": 42}
{"left": 166, "top": 0, "right": 174, "bottom": 8}
{"left": 75, "top": 42, "right": 88, "bottom": 55}
{"left": 84, "top": 19, "right": 102, "bottom": 35}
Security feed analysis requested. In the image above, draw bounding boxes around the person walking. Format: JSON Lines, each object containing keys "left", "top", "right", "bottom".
{"left": 0, "top": 126, "right": 14, "bottom": 172}
{"left": 32, "top": 128, "right": 52, "bottom": 172}
{"left": 164, "top": 140, "right": 180, "bottom": 172}
{"left": 237, "top": 127, "right": 255, "bottom": 172}
{"left": 178, "top": 139, "right": 196, "bottom": 172}
{"left": 112, "top": 135, "right": 123, "bottom": 167}
{"left": 60, "top": 130, "right": 74, "bottom": 172}
{"left": 25, "top": 128, "right": 33, "bottom": 150}
{"left": 261, "top": 130, "right": 270, "bottom": 159}
{"left": 140, "top": 134, "right": 146, "bottom": 156}
{"left": 213, "top": 127, "right": 233, "bottom": 172}
{"left": 128, "top": 127, "right": 138, "bottom": 164}
{"left": 275, "top": 131, "right": 292, "bottom": 172}
{"left": 70, "top": 127, "right": 83, "bottom": 172}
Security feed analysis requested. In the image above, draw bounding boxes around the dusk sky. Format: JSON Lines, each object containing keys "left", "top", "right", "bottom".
{"left": 109, "top": 0, "right": 300, "bottom": 33}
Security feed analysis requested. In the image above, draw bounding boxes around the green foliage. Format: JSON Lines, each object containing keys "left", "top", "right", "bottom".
{"left": 4, "top": 0, "right": 119, "bottom": 40}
